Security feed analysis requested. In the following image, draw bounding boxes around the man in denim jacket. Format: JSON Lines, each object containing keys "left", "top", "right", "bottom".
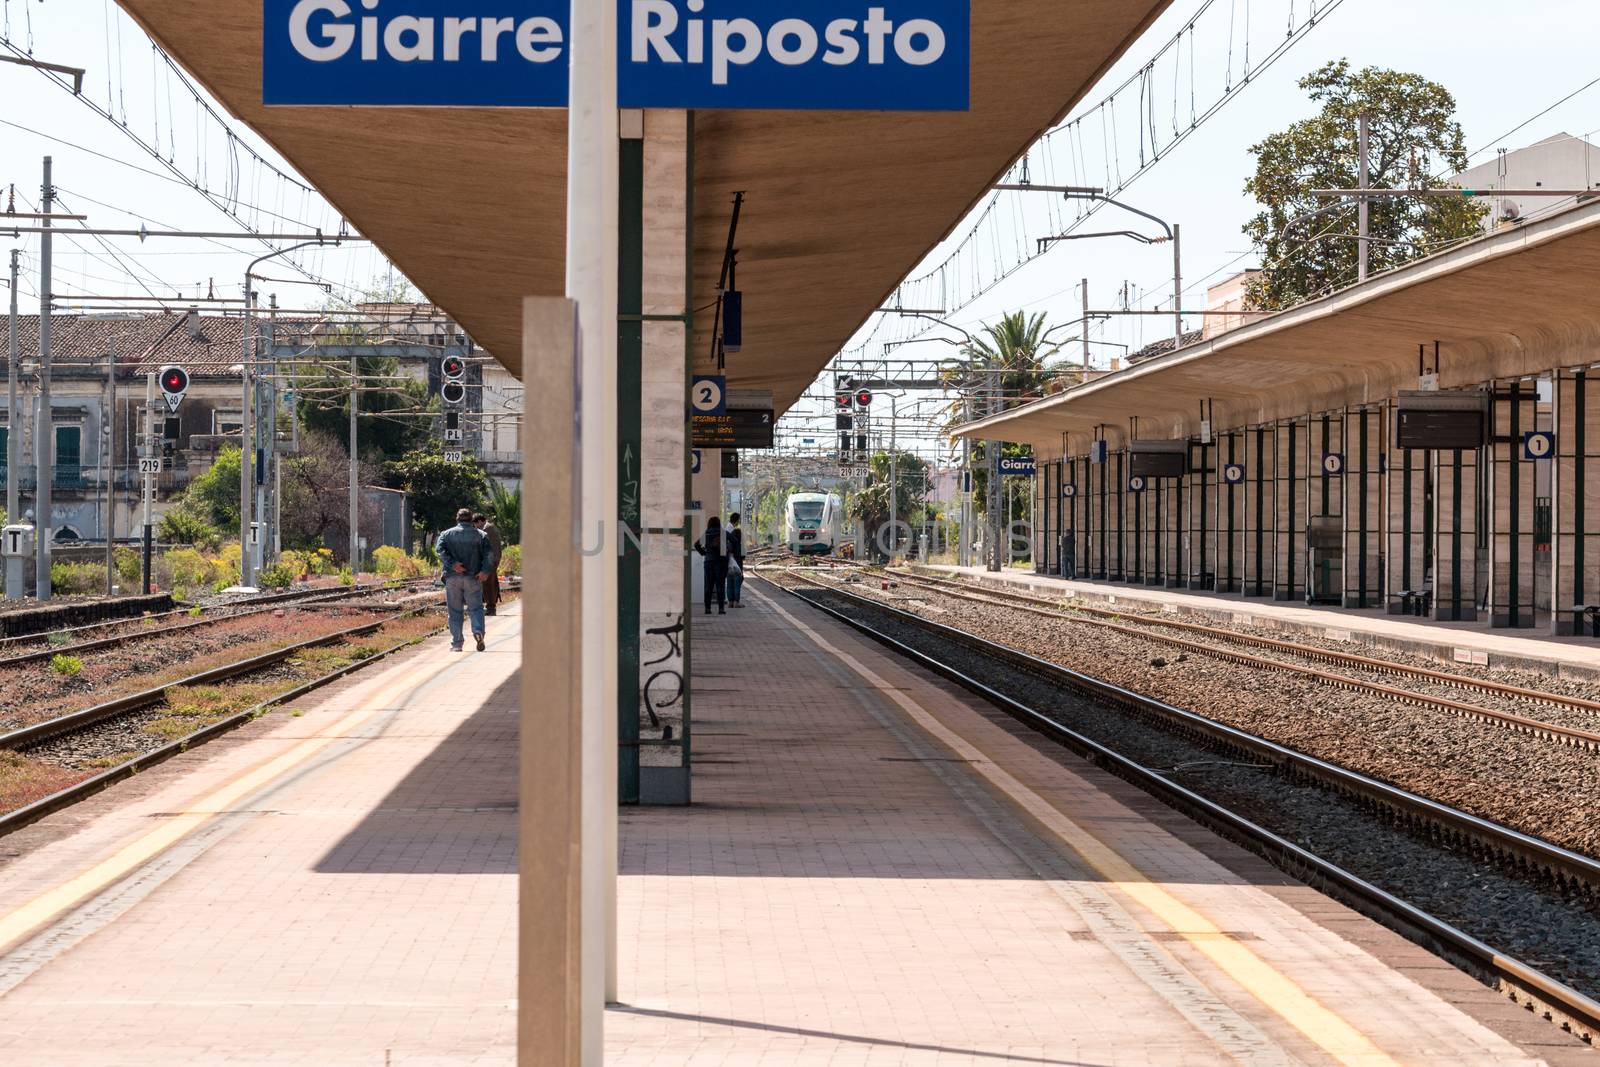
{"left": 436, "top": 507, "right": 491, "bottom": 651}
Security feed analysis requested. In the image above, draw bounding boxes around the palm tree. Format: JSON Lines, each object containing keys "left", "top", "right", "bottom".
{"left": 487, "top": 479, "right": 522, "bottom": 544}
{"left": 939, "top": 310, "right": 1063, "bottom": 431}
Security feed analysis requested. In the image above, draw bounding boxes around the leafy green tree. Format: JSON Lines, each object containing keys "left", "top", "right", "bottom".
{"left": 384, "top": 447, "right": 490, "bottom": 536}
{"left": 293, "top": 356, "right": 435, "bottom": 461}
{"left": 1243, "top": 61, "right": 1486, "bottom": 309}
{"left": 175, "top": 445, "right": 242, "bottom": 531}
{"left": 851, "top": 450, "right": 930, "bottom": 560}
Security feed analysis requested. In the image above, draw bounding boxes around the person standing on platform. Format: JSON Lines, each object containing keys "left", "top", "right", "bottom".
{"left": 436, "top": 507, "right": 491, "bottom": 652}
{"left": 694, "top": 516, "right": 727, "bottom": 615}
{"left": 725, "top": 512, "right": 745, "bottom": 608}
{"left": 474, "top": 512, "right": 502, "bottom": 616}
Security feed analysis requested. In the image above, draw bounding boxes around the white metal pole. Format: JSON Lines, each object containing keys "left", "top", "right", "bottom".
{"left": 6, "top": 250, "right": 18, "bottom": 529}
{"left": 1171, "top": 223, "right": 1183, "bottom": 351}
{"left": 1357, "top": 113, "right": 1371, "bottom": 284}
{"left": 142, "top": 372, "right": 154, "bottom": 593}
{"left": 564, "top": 0, "right": 619, "bottom": 1056}
{"left": 240, "top": 283, "right": 254, "bottom": 587}
{"left": 889, "top": 399, "right": 897, "bottom": 558}
{"left": 35, "top": 156, "right": 53, "bottom": 599}
{"left": 348, "top": 354, "right": 358, "bottom": 569}
{"left": 104, "top": 349, "right": 115, "bottom": 595}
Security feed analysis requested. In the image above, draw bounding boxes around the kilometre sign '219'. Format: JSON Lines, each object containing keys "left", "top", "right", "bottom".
{"left": 263, "top": 0, "right": 969, "bottom": 111}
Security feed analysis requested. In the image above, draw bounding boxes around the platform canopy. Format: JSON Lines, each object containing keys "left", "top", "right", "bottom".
{"left": 116, "top": 0, "right": 1172, "bottom": 415}
{"left": 954, "top": 199, "right": 1600, "bottom": 453}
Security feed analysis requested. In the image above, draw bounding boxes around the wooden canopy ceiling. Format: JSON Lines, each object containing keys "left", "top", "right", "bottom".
{"left": 118, "top": 1, "right": 1171, "bottom": 414}
{"left": 954, "top": 200, "right": 1600, "bottom": 452}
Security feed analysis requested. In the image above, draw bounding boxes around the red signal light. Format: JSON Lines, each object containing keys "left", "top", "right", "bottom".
{"left": 855, "top": 389, "right": 873, "bottom": 407}
{"left": 158, "top": 365, "right": 189, "bottom": 395}
{"left": 441, "top": 355, "right": 466, "bottom": 380}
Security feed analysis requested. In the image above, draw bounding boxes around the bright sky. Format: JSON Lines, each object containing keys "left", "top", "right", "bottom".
{"left": 2, "top": 0, "right": 1597, "bottom": 461}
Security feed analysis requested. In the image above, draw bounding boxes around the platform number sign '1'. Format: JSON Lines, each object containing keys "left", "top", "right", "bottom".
{"left": 264, "top": 1, "right": 970, "bottom": 111}
{"left": 1523, "top": 431, "right": 1554, "bottom": 460}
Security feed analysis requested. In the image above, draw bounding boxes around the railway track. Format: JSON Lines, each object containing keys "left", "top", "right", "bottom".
{"left": 0, "top": 578, "right": 520, "bottom": 835}
{"left": 768, "top": 574, "right": 1600, "bottom": 1043}
{"left": 883, "top": 569, "right": 1600, "bottom": 751}
{"left": 0, "top": 578, "right": 433, "bottom": 660}
{"left": 0, "top": 580, "right": 433, "bottom": 669}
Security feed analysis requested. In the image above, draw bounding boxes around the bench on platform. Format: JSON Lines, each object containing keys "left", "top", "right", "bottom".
{"left": 1392, "top": 588, "right": 1433, "bottom": 617}
{"left": 1567, "top": 604, "right": 1600, "bottom": 637}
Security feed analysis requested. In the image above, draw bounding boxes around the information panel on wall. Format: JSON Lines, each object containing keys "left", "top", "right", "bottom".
{"left": 692, "top": 408, "right": 774, "bottom": 448}
{"left": 1394, "top": 391, "right": 1487, "bottom": 450}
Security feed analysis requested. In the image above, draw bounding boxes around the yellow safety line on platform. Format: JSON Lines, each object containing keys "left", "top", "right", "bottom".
{"left": 0, "top": 640, "right": 471, "bottom": 958}
{"left": 757, "top": 586, "right": 1401, "bottom": 1067}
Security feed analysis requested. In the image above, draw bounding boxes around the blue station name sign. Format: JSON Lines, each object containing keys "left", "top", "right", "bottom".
{"left": 618, "top": 0, "right": 969, "bottom": 110}
{"left": 264, "top": 0, "right": 969, "bottom": 110}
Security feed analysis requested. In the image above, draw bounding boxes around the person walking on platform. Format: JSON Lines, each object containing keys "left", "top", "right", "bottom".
{"left": 694, "top": 515, "right": 727, "bottom": 615}
{"left": 725, "top": 512, "right": 746, "bottom": 607}
{"left": 474, "top": 512, "right": 502, "bottom": 616}
{"left": 436, "top": 507, "right": 491, "bottom": 652}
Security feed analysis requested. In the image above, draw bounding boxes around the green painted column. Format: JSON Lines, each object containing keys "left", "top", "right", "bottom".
{"left": 617, "top": 134, "right": 643, "bottom": 804}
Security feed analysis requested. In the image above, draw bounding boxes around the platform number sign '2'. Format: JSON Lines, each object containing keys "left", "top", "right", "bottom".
{"left": 263, "top": 1, "right": 970, "bottom": 111}
{"left": 691, "top": 375, "right": 726, "bottom": 416}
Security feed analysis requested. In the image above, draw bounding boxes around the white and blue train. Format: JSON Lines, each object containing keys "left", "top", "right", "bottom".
{"left": 783, "top": 492, "right": 845, "bottom": 555}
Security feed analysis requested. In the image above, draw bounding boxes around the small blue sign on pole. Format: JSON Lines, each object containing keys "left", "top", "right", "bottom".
{"left": 617, "top": 0, "right": 970, "bottom": 111}
{"left": 264, "top": 0, "right": 571, "bottom": 106}
{"left": 1523, "top": 431, "right": 1555, "bottom": 460}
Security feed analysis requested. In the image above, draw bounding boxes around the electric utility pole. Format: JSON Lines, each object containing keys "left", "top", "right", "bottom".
{"left": 142, "top": 372, "right": 155, "bottom": 593}
{"left": 6, "top": 250, "right": 19, "bottom": 600}
{"left": 888, "top": 397, "right": 897, "bottom": 559}
{"left": 349, "top": 353, "right": 359, "bottom": 569}
{"left": 35, "top": 156, "right": 54, "bottom": 600}
{"left": 1357, "top": 113, "right": 1371, "bottom": 284}
{"left": 103, "top": 347, "right": 116, "bottom": 595}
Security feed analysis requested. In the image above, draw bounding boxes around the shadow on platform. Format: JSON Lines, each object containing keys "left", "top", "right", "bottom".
{"left": 313, "top": 673, "right": 519, "bottom": 875}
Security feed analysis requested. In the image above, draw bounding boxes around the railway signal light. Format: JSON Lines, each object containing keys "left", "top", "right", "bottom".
{"left": 835, "top": 391, "right": 852, "bottom": 409}
{"left": 855, "top": 388, "right": 873, "bottom": 408}
{"left": 440, "top": 353, "right": 467, "bottom": 406}
{"left": 158, "top": 365, "right": 189, "bottom": 412}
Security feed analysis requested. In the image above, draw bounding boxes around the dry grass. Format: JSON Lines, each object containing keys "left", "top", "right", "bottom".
{"left": 0, "top": 751, "right": 90, "bottom": 813}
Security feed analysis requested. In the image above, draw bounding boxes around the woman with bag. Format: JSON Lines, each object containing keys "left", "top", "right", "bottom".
{"left": 693, "top": 516, "right": 728, "bottom": 615}
{"left": 725, "top": 512, "right": 746, "bottom": 607}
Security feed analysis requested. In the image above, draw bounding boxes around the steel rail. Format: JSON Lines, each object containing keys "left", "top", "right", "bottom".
{"left": 0, "top": 615, "right": 397, "bottom": 750}
{"left": 0, "top": 578, "right": 430, "bottom": 653}
{"left": 888, "top": 571, "right": 1600, "bottom": 751}
{"left": 767, "top": 575, "right": 1600, "bottom": 1043}
{"left": 0, "top": 585, "right": 422, "bottom": 669}
{"left": 783, "top": 571, "right": 1600, "bottom": 890}
{"left": 0, "top": 615, "right": 440, "bottom": 838}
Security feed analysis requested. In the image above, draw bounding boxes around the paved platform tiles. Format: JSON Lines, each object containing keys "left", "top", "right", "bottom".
{"left": 609, "top": 580, "right": 1595, "bottom": 1066}
{"left": 924, "top": 564, "right": 1600, "bottom": 679}
{"left": 0, "top": 604, "right": 523, "bottom": 1066}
